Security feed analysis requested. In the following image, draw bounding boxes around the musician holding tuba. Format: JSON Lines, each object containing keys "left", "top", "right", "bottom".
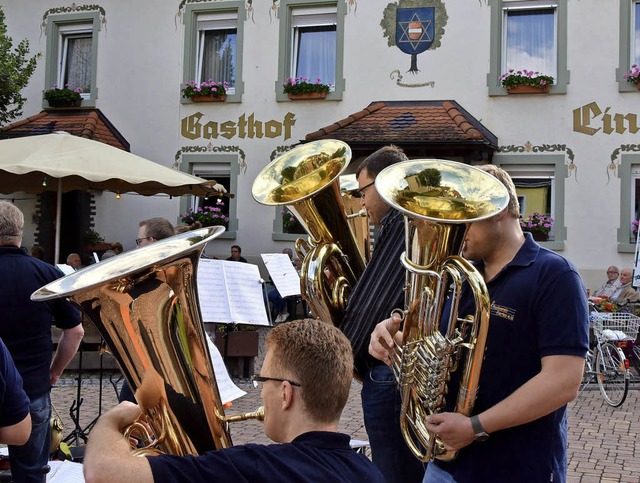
{"left": 370, "top": 165, "right": 589, "bottom": 483}
{"left": 340, "top": 146, "right": 425, "bottom": 483}
{"left": 83, "top": 319, "right": 384, "bottom": 483}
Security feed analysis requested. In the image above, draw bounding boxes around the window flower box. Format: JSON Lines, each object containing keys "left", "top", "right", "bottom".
{"left": 520, "top": 212, "right": 553, "bottom": 242}
{"left": 624, "top": 65, "right": 640, "bottom": 90}
{"left": 499, "top": 70, "right": 554, "bottom": 95}
{"left": 181, "top": 80, "right": 229, "bottom": 102}
{"left": 282, "top": 77, "right": 331, "bottom": 100}
{"left": 506, "top": 84, "right": 550, "bottom": 95}
{"left": 44, "top": 85, "right": 83, "bottom": 107}
{"left": 191, "top": 94, "right": 227, "bottom": 102}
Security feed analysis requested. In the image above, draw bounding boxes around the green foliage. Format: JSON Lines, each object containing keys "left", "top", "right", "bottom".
{"left": 43, "top": 85, "right": 82, "bottom": 103}
{"left": 499, "top": 70, "right": 554, "bottom": 89}
{"left": 0, "top": 6, "right": 40, "bottom": 126}
{"left": 84, "top": 228, "right": 105, "bottom": 245}
{"left": 282, "top": 77, "right": 331, "bottom": 95}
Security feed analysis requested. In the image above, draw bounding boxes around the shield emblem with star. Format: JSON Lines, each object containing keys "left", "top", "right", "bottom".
{"left": 396, "top": 8, "right": 434, "bottom": 56}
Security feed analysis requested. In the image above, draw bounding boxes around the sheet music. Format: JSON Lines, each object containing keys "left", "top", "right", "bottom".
{"left": 206, "top": 333, "right": 246, "bottom": 404}
{"left": 197, "top": 259, "right": 269, "bottom": 326}
{"left": 47, "top": 460, "right": 84, "bottom": 482}
{"left": 261, "top": 253, "right": 301, "bottom": 298}
{"left": 56, "top": 264, "right": 75, "bottom": 276}
{"left": 197, "top": 259, "right": 232, "bottom": 322}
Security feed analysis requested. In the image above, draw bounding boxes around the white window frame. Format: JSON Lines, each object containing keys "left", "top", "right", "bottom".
{"left": 290, "top": 6, "right": 336, "bottom": 88}
{"left": 500, "top": 1, "right": 558, "bottom": 80}
{"left": 57, "top": 23, "right": 93, "bottom": 99}
{"left": 195, "top": 12, "right": 238, "bottom": 95}
{"left": 494, "top": 154, "right": 567, "bottom": 249}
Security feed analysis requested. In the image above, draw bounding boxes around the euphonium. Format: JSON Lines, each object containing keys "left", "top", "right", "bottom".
{"left": 252, "top": 140, "right": 366, "bottom": 327}
{"left": 32, "top": 227, "right": 263, "bottom": 456}
{"left": 376, "top": 160, "right": 509, "bottom": 462}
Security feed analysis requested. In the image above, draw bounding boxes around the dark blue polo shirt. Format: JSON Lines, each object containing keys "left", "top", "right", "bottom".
{"left": 435, "top": 234, "right": 589, "bottom": 482}
{"left": 147, "top": 431, "right": 385, "bottom": 482}
{"left": 0, "top": 337, "right": 30, "bottom": 427}
{"left": 0, "top": 247, "right": 81, "bottom": 399}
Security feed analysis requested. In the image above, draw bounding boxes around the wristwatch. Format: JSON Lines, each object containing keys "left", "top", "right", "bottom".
{"left": 470, "top": 415, "right": 490, "bottom": 442}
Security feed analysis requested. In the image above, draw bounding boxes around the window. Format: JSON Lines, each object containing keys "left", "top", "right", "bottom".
{"left": 276, "top": 0, "right": 346, "bottom": 101}
{"left": 617, "top": 154, "right": 640, "bottom": 251}
{"left": 44, "top": 12, "right": 100, "bottom": 106}
{"left": 617, "top": 1, "right": 640, "bottom": 92}
{"left": 57, "top": 24, "right": 93, "bottom": 96}
{"left": 183, "top": 2, "right": 245, "bottom": 102}
{"left": 494, "top": 154, "right": 567, "bottom": 248}
{"left": 195, "top": 13, "right": 237, "bottom": 94}
{"left": 179, "top": 154, "right": 240, "bottom": 239}
{"left": 488, "top": 0, "right": 568, "bottom": 95}
{"left": 291, "top": 7, "right": 336, "bottom": 85}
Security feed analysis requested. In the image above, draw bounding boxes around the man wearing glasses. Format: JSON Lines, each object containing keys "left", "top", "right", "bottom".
{"left": 83, "top": 319, "right": 384, "bottom": 482}
{"left": 120, "top": 217, "right": 177, "bottom": 403}
{"left": 591, "top": 265, "right": 620, "bottom": 298}
{"left": 340, "top": 145, "right": 425, "bottom": 482}
{"left": 136, "top": 217, "right": 175, "bottom": 248}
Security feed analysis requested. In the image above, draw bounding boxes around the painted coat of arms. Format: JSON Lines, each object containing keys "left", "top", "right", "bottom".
{"left": 381, "top": 0, "right": 448, "bottom": 73}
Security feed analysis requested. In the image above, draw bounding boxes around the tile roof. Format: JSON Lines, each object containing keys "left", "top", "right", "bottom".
{"left": 305, "top": 100, "right": 497, "bottom": 149}
{"left": 1, "top": 108, "right": 130, "bottom": 151}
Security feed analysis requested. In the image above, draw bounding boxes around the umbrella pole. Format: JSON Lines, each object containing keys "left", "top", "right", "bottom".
{"left": 54, "top": 179, "right": 62, "bottom": 264}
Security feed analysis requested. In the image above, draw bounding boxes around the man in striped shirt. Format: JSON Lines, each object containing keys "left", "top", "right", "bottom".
{"left": 339, "top": 145, "right": 424, "bottom": 483}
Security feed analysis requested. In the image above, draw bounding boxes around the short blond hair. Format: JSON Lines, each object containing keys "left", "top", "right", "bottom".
{"left": 477, "top": 164, "right": 520, "bottom": 218}
{"left": 266, "top": 319, "right": 353, "bottom": 424}
{"left": 0, "top": 201, "right": 24, "bottom": 246}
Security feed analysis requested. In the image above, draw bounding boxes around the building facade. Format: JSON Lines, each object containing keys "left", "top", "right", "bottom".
{"left": 1, "top": 0, "right": 639, "bottom": 289}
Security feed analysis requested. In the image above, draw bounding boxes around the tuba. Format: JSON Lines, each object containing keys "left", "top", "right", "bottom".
{"left": 252, "top": 140, "right": 366, "bottom": 327}
{"left": 32, "top": 227, "right": 263, "bottom": 456}
{"left": 375, "top": 160, "right": 509, "bottom": 462}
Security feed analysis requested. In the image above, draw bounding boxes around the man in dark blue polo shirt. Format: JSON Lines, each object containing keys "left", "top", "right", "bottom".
{"left": 370, "top": 165, "right": 589, "bottom": 483}
{"left": 0, "top": 201, "right": 84, "bottom": 482}
{"left": 83, "top": 319, "right": 385, "bottom": 483}
{"left": 0, "top": 337, "right": 31, "bottom": 445}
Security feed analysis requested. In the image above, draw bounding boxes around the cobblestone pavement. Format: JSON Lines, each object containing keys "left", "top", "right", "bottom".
{"left": 48, "top": 371, "right": 639, "bottom": 482}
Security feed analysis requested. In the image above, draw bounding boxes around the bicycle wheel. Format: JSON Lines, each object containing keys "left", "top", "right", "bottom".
{"left": 596, "top": 342, "right": 629, "bottom": 407}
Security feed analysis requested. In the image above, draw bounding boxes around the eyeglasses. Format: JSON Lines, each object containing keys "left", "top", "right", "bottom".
{"left": 135, "top": 236, "right": 153, "bottom": 246}
{"left": 353, "top": 181, "right": 375, "bottom": 199}
{"left": 607, "top": 271, "right": 619, "bottom": 274}
{"left": 251, "top": 375, "right": 301, "bottom": 389}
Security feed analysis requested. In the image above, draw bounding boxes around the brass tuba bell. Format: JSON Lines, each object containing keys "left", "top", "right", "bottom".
{"left": 32, "top": 227, "right": 262, "bottom": 456}
{"left": 376, "top": 159, "right": 510, "bottom": 462}
{"left": 252, "top": 140, "right": 366, "bottom": 327}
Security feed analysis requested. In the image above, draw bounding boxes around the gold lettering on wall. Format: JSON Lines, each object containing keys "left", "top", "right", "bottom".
{"left": 181, "top": 112, "right": 296, "bottom": 141}
{"left": 573, "top": 102, "right": 640, "bottom": 135}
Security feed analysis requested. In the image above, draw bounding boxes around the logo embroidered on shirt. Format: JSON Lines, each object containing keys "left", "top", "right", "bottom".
{"left": 490, "top": 302, "right": 516, "bottom": 321}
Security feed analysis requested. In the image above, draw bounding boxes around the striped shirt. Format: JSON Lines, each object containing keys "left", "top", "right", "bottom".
{"left": 340, "top": 208, "right": 406, "bottom": 375}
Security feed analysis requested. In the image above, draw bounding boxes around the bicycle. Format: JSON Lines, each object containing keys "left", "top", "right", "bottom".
{"left": 579, "top": 309, "right": 638, "bottom": 407}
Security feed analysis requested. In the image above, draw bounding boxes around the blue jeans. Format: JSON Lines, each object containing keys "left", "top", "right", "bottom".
{"left": 361, "top": 363, "right": 425, "bottom": 483}
{"left": 8, "top": 392, "right": 51, "bottom": 483}
{"left": 268, "top": 289, "right": 286, "bottom": 313}
{"left": 423, "top": 462, "right": 457, "bottom": 483}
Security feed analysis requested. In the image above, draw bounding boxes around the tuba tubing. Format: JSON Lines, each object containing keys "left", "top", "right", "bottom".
{"left": 375, "top": 159, "right": 510, "bottom": 462}
{"left": 251, "top": 140, "right": 366, "bottom": 327}
{"left": 32, "top": 227, "right": 262, "bottom": 456}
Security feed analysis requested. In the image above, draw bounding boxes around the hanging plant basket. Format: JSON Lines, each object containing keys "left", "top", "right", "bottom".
{"left": 191, "top": 95, "right": 227, "bottom": 102}
{"left": 506, "top": 84, "right": 550, "bottom": 95}
{"left": 287, "top": 92, "right": 327, "bottom": 100}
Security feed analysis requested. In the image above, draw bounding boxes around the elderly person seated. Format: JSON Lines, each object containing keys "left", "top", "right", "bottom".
{"left": 591, "top": 267, "right": 639, "bottom": 305}
{"left": 592, "top": 266, "right": 620, "bottom": 298}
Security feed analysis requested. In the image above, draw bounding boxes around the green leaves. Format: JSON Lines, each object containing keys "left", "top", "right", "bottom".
{"left": 0, "top": 6, "right": 40, "bottom": 126}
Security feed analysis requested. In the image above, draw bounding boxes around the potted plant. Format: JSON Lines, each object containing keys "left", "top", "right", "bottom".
{"left": 84, "top": 228, "right": 111, "bottom": 251}
{"left": 624, "top": 65, "right": 640, "bottom": 90}
{"left": 281, "top": 208, "right": 305, "bottom": 234}
{"left": 215, "top": 323, "right": 259, "bottom": 378}
{"left": 282, "top": 76, "right": 331, "bottom": 100}
{"left": 180, "top": 199, "right": 229, "bottom": 227}
{"left": 520, "top": 212, "right": 553, "bottom": 241}
{"left": 181, "top": 80, "right": 229, "bottom": 102}
{"left": 499, "top": 69, "right": 554, "bottom": 94}
{"left": 43, "top": 84, "right": 83, "bottom": 107}
{"left": 632, "top": 219, "right": 639, "bottom": 241}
